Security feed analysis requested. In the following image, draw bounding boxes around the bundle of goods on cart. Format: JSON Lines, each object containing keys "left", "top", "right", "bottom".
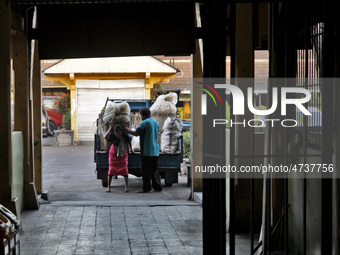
{"left": 97, "top": 101, "right": 131, "bottom": 152}
{"left": 102, "top": 101, "right": 131, "bottom": 125}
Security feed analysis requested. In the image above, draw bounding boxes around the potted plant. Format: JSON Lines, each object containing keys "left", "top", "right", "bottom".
{"left": 53, "top": 93, "right": 74, "bottom": 146}
{"left": 183, "top": 130, "right": 191, "bottom": 162}
{"left": 182, "top": 130, "right": 192, "bottom": 187}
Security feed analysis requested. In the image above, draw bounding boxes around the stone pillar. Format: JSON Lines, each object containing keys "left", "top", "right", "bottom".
{"left": 13, "top": 21, "right": 38, "bottom": 210}
{"left": 27, "top": 10, "right": 39, "bottom": 209}
{"left": 0, "top": 0, "right": 17, "bottom": 214}
{"left": 13, "top": 34, "right": 30, "bottom": 193}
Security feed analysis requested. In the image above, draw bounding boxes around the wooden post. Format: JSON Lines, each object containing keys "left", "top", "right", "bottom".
{"left": 0, "top": 0, "right": 18, "bottom": 214}
{"left": 191, "top": 37, "right": 203, "bottom": 192}
{"left": 32, "top": 40, "right": 42, "bottom": 194}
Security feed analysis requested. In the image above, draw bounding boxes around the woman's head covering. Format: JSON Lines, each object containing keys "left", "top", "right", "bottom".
{"left": 114, "top": 124, "right": 122, "bottom": 131}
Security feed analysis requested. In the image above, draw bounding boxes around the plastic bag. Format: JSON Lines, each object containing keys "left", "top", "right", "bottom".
{"left": 0, "top": 213, "right": 14, "bottom": 238}
{"left": 0, "top": 205, "right": 20, "bottom": 229}
{"left": 0, "top": 219, "right": 9, "bottom": 245}
{"left": 131, "top": 135, "right": 140, "bottom": 152}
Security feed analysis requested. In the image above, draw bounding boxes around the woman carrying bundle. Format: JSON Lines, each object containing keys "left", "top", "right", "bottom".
{"left": 104, "top": 124, "right": 132, "bottom": 193}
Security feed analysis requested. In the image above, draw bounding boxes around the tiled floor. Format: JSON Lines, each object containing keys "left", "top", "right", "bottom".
{"left": 20, "top": 205, "right": 203, "bottom": 255}
{"left": 18, "top": 145, "right": 257, "bottom": 255}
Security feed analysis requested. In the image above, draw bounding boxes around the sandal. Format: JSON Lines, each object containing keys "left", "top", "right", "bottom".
{"left": 137, "top": 190, "right": 152, "bottom": 193}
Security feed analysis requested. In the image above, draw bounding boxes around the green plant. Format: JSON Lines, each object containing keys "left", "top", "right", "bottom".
{"left": 62, "top": 110, "right": 71, "bottom": 130}
{"left": 100, "top": 106, "right": 106, "bottom": 115}
{"left": 183, "top": 130, "right": 191, "bottom": 161}
{"left": 54, "top": 93, "right": 70, "bottom": 114}
{"left": 226, "top": 101, "right": 230, "bottom": 127}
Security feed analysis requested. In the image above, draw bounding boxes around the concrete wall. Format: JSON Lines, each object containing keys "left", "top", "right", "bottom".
{"left": 12, "top": 131, "right": 24, "bottom": 212}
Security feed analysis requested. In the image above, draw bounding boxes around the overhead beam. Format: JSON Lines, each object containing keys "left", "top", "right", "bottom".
{"left": 37, "top": 2, "right": 195, "bottom": 59}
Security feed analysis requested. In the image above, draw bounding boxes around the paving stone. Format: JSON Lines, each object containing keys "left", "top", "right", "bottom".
{"left": 132, "top": 252, "right": 152, "bottom": 255}
{"left": 77, "top": 239, "right": 95, "bottom": 247}
{"left": 74, "top": 246, "right": 95, "bottom": 254}
{"left": 111, "top": 246, "right": 131, "bottom": 254}
{"left": 61, "top": 237, "right": 79, "bottom": 244}
{"left": 93, "top": 249, "right": 116, "bottom": 255}
{"left": 148, "top": 246, "right": 168, "bottom": 253}
{"left": 129, "top": 239, "right": 148, "bottom": 246}
{"left": 130, "top": 245, "right": 149, "bottom": 252}
{"left": 168, "top": 250, "right": 189, "bottom": 255}
{"left": 57, "top": 243, "right": 78, "bottom": 252}
{"left": 21, "top": 239, "right": 43, "bottom": 248}
{"left": 38, "top": 247, "right": 59, "bottom": 255}
{"left": 163, "top": 240, "right": 184, "bottom": 247}
{"left": 56, "top": 251, "right": 76, "bottom": 255}
{"left": 94, "top": 240, "right": 113, "bottom": 247}
{"left": 20, "top": 248, "right": 43, "bottom": 255}
{"left": 185, "top": 245, "right": 203, "bottom": 255}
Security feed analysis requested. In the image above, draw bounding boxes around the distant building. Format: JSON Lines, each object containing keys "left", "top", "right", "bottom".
{"left": 43, "top": 56, "right": 179, "bottom": 142}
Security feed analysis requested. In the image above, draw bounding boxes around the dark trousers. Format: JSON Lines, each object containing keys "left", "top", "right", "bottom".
{"left": 141, "top": 156, "right": 162, "bottom": 192}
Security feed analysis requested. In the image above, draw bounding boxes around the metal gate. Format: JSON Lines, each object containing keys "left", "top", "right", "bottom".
{"left": 226, "top": 2, "right": 335, "bottom": 255}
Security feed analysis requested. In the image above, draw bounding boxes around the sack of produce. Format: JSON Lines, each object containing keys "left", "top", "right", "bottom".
{"left": 161, "top": 117, "right": 183, "bottom": 153}
{"left": 102, "top": 101, "right": 131, "bottom": 125}
{"left": 150, "top": 92, "right": 178, "bottom": 116}
{"left": 98, "top": 101, "right": 131, "bottom": 151}
{"left": 115, "top": 101, "right": 131, "bottom": 123}
{"left": 150, "top": 93, "right": 178, "bottom": 146}
{"left": 102, "top": 102, "right": 116, "bottom": 124}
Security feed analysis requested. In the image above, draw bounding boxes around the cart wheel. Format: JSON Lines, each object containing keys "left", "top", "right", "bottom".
{"left": 102, "top": 180, "right": 108, "bottom": 187}
{"left": 164, "top": 181, "right": 173, "bottom": 187}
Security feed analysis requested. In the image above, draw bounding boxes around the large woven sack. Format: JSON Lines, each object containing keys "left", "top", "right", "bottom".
{"left": 161, "top": 118, "right": 183, "bottom": 153}
{"left": 150, "top": 93, "right": 178, "bottom": 148}
{"left": 150, "top": 92, "right": 178, "bottom": 116}
{"left": 103, "top": 101, "right": 131, "bottom": 125}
